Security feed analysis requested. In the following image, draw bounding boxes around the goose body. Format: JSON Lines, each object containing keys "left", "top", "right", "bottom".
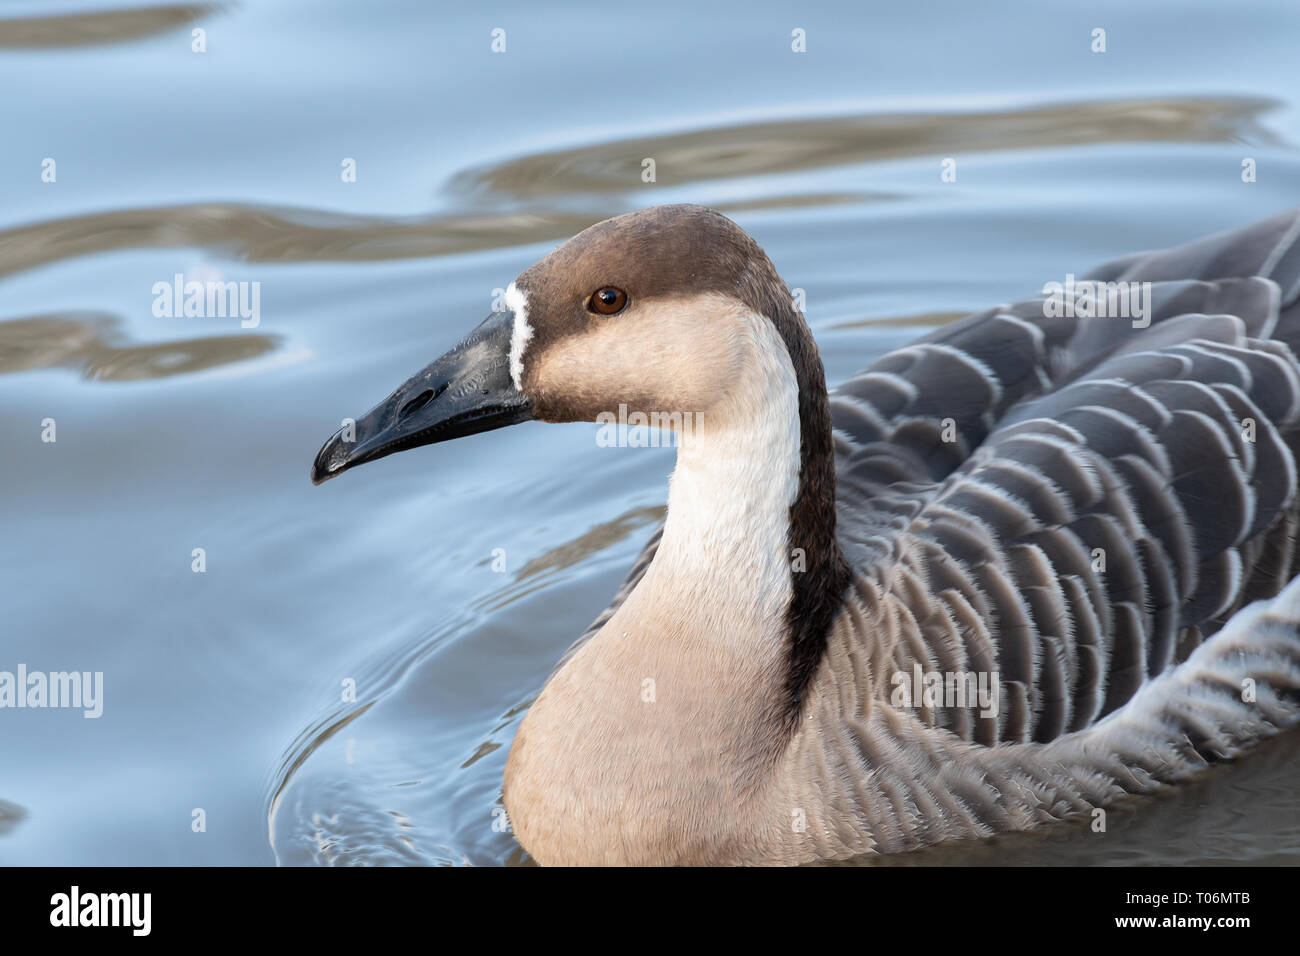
{"left": 313, "top": 205, "right": 1300, "bottom": 865}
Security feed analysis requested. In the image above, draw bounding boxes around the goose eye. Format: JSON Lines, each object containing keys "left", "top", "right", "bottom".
{"left": 588, "top": 287, "right": 628, "bottom": 316}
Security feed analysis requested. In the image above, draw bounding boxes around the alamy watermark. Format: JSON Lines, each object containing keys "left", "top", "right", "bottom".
{"left": 152, "top": 273, "right": 260, "bottom": 328}
{"left": 890, "top": 662, "right": 1000, "bottom": 719}
{"left": 1042, "top": 274, "right": 1152, "bottom": 328}
{"left": 0, "top": 665, "right": 103, "bottom": 718}
{"left": 595, "top": 404, "right": 703, "bottom": 448}
{"left": 50, "top": 886, "right": 150, "bottom": 936}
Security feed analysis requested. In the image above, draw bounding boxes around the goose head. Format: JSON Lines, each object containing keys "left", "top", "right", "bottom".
{"left": 311, "top": 204, "right": 830, "bottom": 483}
{"left": 312, "top": 203, "right": 852, "bottom": 760}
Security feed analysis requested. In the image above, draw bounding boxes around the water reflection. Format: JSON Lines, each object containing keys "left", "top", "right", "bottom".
{"left": 0, "top": 799, "right": 26, "bottom": 836}
{"left": 453, "top": 96, "right": 1284, "bottom": 198}
{"left": 830, "top": 310, "right": 968, "bottom": 330}
{"left": 0, "top": 312, "right": 277, "bottom": 381}
{"left": 0, "top": 97, "right": 1281, "bottom": 280}
{"left": 0, "top": 3, "right": 222, "bottom": 49}
{"left": 473, "top": 504, "right": 665, "bottom": 613}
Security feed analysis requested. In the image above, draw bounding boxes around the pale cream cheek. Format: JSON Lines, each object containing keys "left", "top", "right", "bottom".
{"left": 529, "top": 295, "right": 751, "bottom": 422}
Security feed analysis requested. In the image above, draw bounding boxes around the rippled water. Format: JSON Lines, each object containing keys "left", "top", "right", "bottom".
{"left": 2, "top": 0, "right": 1299, "bottom": 866}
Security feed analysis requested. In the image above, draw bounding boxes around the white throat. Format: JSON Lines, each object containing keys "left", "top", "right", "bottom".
{"left": 638, "top": 311, "right": 803, "bottom": 650}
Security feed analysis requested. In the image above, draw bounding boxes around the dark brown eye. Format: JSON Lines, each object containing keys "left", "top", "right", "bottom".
{"left": 588, "top": 287, "right": 628, "bottom": 316}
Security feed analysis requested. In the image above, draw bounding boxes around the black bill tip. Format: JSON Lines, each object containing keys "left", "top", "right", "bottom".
{"left": 310, "top": 310, "right": 533, "bottom": 485}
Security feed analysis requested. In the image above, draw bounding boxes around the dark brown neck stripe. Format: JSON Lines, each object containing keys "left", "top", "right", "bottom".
{"left": 738, "top": 258, "right": 852, "bottom": 735}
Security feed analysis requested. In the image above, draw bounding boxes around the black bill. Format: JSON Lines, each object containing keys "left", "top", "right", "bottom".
{"left": 311, "top": 310, "right": 533, "bottom": 484}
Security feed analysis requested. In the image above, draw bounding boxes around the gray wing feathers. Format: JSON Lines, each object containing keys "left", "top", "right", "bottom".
{"left": 1086, "top": 208, "right": 1300, "bottom": 302}
{"left": 833, "top": 208, "right": 1300, "bottom": 750}
{"left": 818, "top": 576, "right": 1300, "bottom": 856}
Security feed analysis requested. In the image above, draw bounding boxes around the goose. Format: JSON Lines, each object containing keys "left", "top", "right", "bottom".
{"left": 311, "top": 204, "right": 1300, "bottom": 865}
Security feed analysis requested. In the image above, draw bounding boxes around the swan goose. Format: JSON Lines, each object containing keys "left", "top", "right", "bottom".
{"left": 312, "top": 204, "right": 1300, "bottom": 865}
